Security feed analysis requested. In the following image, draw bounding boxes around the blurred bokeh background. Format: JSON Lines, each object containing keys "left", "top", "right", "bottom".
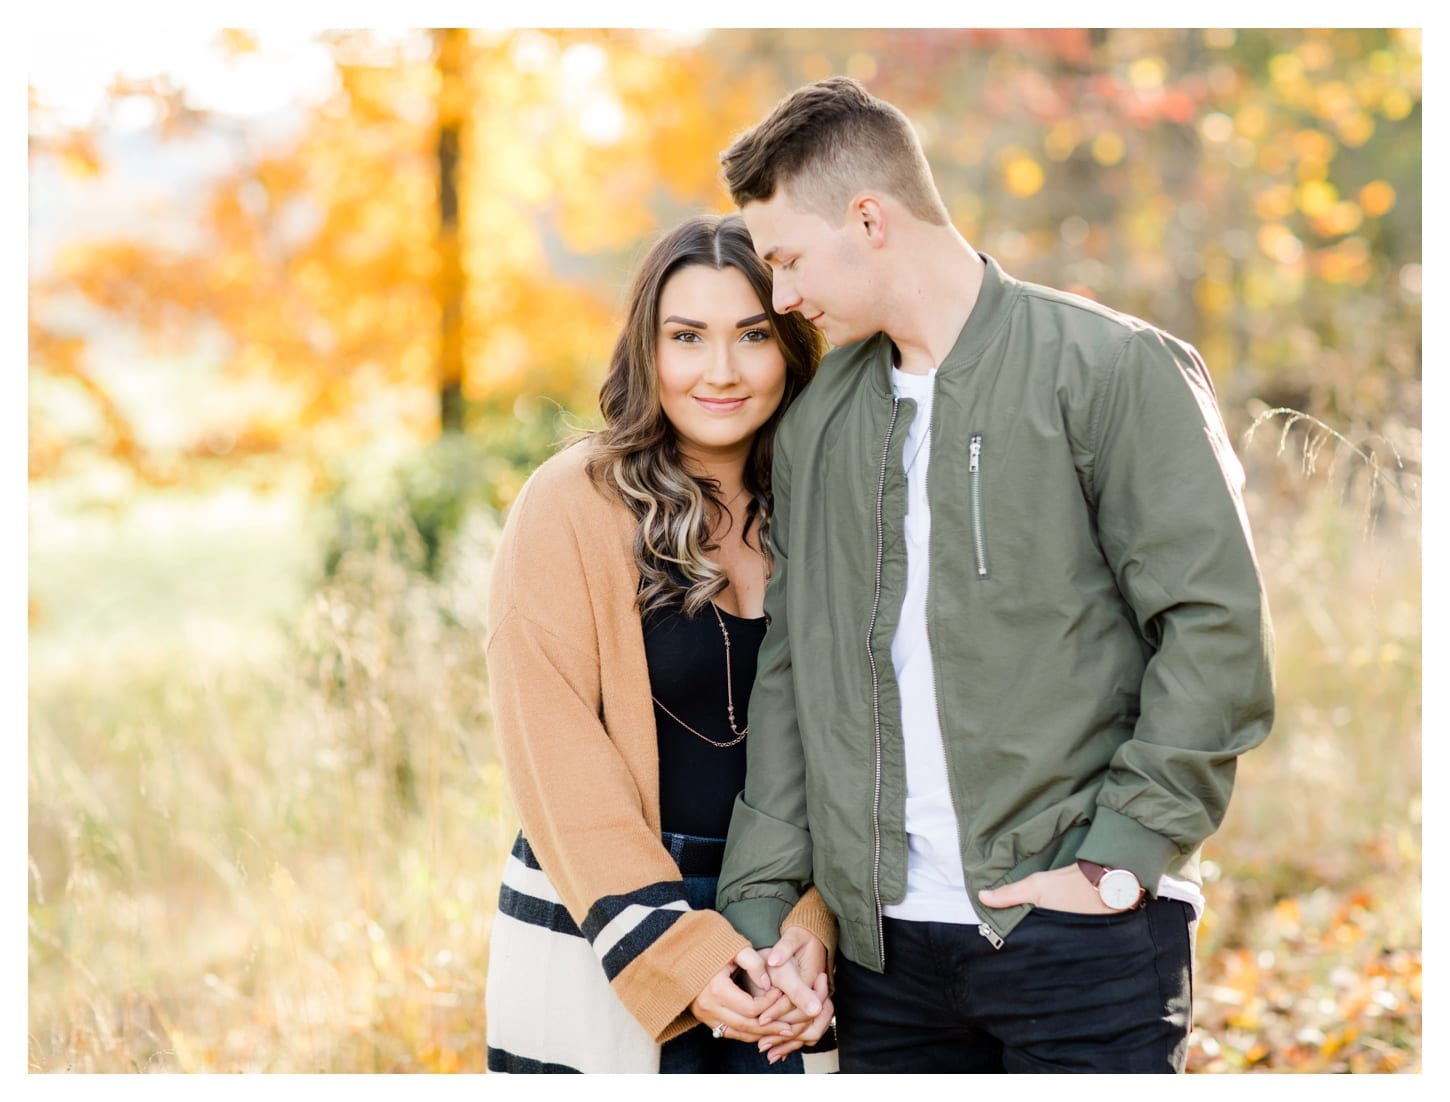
{"left": 28, "top": 28, "right": 1420, "bottom": 1072}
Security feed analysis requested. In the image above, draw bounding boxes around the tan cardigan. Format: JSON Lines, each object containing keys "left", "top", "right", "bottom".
{"left": 485, "top": 440, "right": 836, "bottom": 1044}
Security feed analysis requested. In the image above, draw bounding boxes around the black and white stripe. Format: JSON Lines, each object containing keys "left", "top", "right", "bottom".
{"left": 500, "top": 833, "right": 692, "bottom": 980}
{"left": 583, "top": 882, "right": 690, "bottom": 980}
{"left": 486, "top": 833, "right": 662, "bottom": 1072}
{"left": 486, "top": 831, "right": 838, "bottom": 1074}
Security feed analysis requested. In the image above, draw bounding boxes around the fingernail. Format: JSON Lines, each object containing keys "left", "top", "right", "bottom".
{"left": 808, "top": 1001, "right": 821, "bottom": 1015}
{"left": 767, "top": 953, "right": 783, "bottom": 967}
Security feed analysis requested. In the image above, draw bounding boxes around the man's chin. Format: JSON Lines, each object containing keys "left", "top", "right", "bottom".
{"left": 820, "top": 322, "right": 867, "bottom": 348}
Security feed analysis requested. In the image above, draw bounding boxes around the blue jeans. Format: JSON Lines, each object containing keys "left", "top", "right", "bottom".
{"left": 657, "top": 832, "right": 806, "bottom": 1075}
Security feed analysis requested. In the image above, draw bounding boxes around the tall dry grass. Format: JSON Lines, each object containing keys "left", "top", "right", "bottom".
{"left": 1187, "top": 415, "right": 1421, "bottom": 1072}
{"left": 28, "top": 420, "right": 1420, "bottom": 1073}
{"left": 29, "top": 511, "right": 515, "bottom": 1072}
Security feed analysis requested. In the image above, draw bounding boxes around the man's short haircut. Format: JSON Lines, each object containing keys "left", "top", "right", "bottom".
{"left": 721, "top": 76, "right": 950, "bottom": 226}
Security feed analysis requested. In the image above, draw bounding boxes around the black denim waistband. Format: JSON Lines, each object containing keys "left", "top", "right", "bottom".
{"left": 511, "top": 830, "right": 725, "bottom": 879}
{"left": 661, "top": 831, "right": 726, "bottom": 877}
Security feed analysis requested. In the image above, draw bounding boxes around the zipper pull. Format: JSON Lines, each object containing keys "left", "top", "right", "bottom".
{"left": 968, "top": 435, "right": 982, "bottom": 472}
{"left": 977, "top": 923, "right": 1004, "bottom": 950}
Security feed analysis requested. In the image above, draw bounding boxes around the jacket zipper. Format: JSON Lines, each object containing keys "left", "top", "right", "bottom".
{"left": 966, "top": 429, "right": 1004, "bottom": 947}
{"left": 864, "top": 396, "right": 900, "bottom": 972}
{"left": 894, "top": 415, "right": 998, "bottom": 949}
{"left": 968, "top": 433, "right": 988, "bottom": 578}
{"left": 923, "top": 395, "right": 943, "bottom": 844}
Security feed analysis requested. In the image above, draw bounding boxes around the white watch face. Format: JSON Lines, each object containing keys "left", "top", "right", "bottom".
{"left": 1099, "top": 868, "right": 1141, "bottom": 910}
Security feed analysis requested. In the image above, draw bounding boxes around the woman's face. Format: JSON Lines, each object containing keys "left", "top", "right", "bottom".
{"left": 655, "top": 264, "right": 788, "bottom": 466}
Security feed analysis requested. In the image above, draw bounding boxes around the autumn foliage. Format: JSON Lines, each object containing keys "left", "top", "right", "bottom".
{"left": 28, "top": 29, "right": 1420, "bottom": 1074}
{"left": 31, "top": 29, "right": 1419, "bottom": 488}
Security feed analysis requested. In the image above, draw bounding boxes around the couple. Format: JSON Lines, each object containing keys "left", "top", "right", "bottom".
{"left": 483, "top": 78, "right": 1275, "bottom": 1075}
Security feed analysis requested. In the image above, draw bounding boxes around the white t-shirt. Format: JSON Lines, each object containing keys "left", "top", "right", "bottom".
{"left": 881, "top": 366, "right": 1204, "bottom": 924}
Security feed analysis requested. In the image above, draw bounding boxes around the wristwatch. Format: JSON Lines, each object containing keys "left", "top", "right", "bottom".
{"left": 1076, "top": 859, "right": 1144, "bottom": 911}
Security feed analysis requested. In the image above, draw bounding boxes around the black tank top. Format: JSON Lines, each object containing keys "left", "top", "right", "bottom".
{"left": 642, "top": 600, "right": 767, "bottom": 839}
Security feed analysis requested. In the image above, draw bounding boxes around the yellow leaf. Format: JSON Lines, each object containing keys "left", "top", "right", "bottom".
{"left": 1042, "top": 121, "right": 1080, "bottom": 162}
{"left": 1313, "top": 201, "right": 1364, "bottom": 237}
{"left": 1003, "top": 154, "right": 1045, "bottom": 198}
{"left": 1297, "top": 180, "right": 1338, "bottom": 217}
{"left": 1253, "top": 184, "right": 1296, "bottom": 221}
{"left": 1091, "top": 132, "right": 1124, "bottom": 167}
{"left": 60, "top": 150, "right": 101, "bottom": 179}
{"left": 1380, "top": 88, "right": 1414, "bottom": 120}
{"left": 1336, "top": 112, "right": 1375, "bottom": 147}
{"left": 1359, "top": 180, "right": 1396, "bottom": 217}
{"left": 1274, "top": 897, "right": 1302, "bottom": 926}
{"left": 215, "top": 29, "right": 260, "bottom": 57}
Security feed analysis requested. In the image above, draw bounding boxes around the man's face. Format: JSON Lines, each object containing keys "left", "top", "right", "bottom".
{"left": 742, "top": 187, "right": 879, "bottom": 348}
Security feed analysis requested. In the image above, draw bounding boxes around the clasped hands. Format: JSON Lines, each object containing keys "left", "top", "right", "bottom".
{"left": 688, "top": 925, "right": 833, "bottom": 1065}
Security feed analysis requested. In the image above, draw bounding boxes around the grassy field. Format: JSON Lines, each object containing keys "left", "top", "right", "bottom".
{"left": 27, "top": 430, "right": 1421, "bottom": 1073}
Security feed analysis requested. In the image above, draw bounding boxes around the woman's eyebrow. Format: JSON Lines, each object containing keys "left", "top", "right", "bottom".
{"left": 661, "top": 312, "right": 769, "bottom": 328}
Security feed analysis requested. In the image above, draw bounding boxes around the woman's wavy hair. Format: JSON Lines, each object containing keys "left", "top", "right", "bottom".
{"left": 586, "top": 213, "right": 822, "bottom": 616}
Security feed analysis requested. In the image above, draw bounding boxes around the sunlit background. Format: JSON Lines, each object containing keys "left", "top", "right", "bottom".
{"left": 28, "top": 27, "right": 1421, "bottom": 1073}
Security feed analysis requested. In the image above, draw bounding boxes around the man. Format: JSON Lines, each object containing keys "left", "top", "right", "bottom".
{"left": 718, "top": 77, "right": 1275, "bottom": 1073}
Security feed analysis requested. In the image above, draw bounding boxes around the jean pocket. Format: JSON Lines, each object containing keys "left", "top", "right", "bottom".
{"left": 1026, "top": 903, "right": 1146, "bottom": 928}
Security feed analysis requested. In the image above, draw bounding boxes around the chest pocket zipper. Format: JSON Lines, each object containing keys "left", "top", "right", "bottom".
{"left": 968, "top": 433, "right": 989, "bottom": 578}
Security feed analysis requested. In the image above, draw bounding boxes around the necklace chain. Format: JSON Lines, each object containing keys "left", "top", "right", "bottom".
{"left": 897, "top": 371, "right": 935, "bottom": 477}
{"left": 714, "top": 485, "right": 749, "bottom": 531}
{"left": 903, "top": 428, "right": 930, "bottom": 476}
{"left": 651, "top": 601, "right": 749, "bottom": 749}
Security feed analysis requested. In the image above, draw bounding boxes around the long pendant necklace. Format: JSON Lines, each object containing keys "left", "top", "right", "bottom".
{"left": 651, "top": 601, "right": 749, "bottom": 749}
{"left": 901, "top": 387, "right": 934, "bottom": 478}
{"left": 902, "top": 425, "right": 930, "bottom": 477}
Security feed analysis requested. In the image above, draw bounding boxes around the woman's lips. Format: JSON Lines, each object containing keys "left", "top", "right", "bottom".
{"left": 693, "top": 396, "right": 748, "bottom": 413}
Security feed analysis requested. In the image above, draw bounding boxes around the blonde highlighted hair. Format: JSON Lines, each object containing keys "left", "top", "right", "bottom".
{"left": 586, "top": 214, "right": 822, "bottom": 616}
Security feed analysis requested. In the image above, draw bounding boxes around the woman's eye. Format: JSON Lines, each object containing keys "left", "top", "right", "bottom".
{"left": 671, "top": 331, "right": 702, "bottom": 343}
{"left": 741, "top": 329, "right": 770, "bottom": 343}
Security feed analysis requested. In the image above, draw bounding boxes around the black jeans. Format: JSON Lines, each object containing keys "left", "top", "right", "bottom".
{"left": 834, "top": 898, "right": 1195, "bottom": 1073}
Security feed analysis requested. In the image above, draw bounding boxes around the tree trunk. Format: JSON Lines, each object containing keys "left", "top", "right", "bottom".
{"left": 435, "top": 28, "right": 466, "bottom": 435}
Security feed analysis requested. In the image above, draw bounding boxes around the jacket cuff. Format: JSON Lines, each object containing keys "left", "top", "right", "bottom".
{"left": 721, "top": 896, "right": 794, "bottom": 950}
{"left": 1077, "top": 806, "right": 1181, "bottom": 894}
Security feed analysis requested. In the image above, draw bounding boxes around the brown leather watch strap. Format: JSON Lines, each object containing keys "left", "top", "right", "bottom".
{"left": 1076, "top": 858, "right": 1108, "bottom": 886}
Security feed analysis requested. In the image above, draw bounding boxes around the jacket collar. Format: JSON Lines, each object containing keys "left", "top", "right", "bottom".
{"left": 865, "top": 252, "right": 1020, "bottom": 398}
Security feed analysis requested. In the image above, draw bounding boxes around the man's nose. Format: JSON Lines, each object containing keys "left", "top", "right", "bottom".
{"left": 773, "top": 274, "right": 802, "bottom": 314}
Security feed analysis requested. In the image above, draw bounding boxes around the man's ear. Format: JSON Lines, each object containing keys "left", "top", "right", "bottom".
{"left": 852, "top": 195, "right": 888, "bottom": 247}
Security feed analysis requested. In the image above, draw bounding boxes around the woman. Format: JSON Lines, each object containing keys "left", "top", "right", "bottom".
{"left": 484, "top": 214, "right": 835, "bottom": 1073}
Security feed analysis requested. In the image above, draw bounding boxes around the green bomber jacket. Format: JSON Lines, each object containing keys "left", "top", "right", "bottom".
{"left": 718, "top": 254, "right": 1276, "bottom": 971}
